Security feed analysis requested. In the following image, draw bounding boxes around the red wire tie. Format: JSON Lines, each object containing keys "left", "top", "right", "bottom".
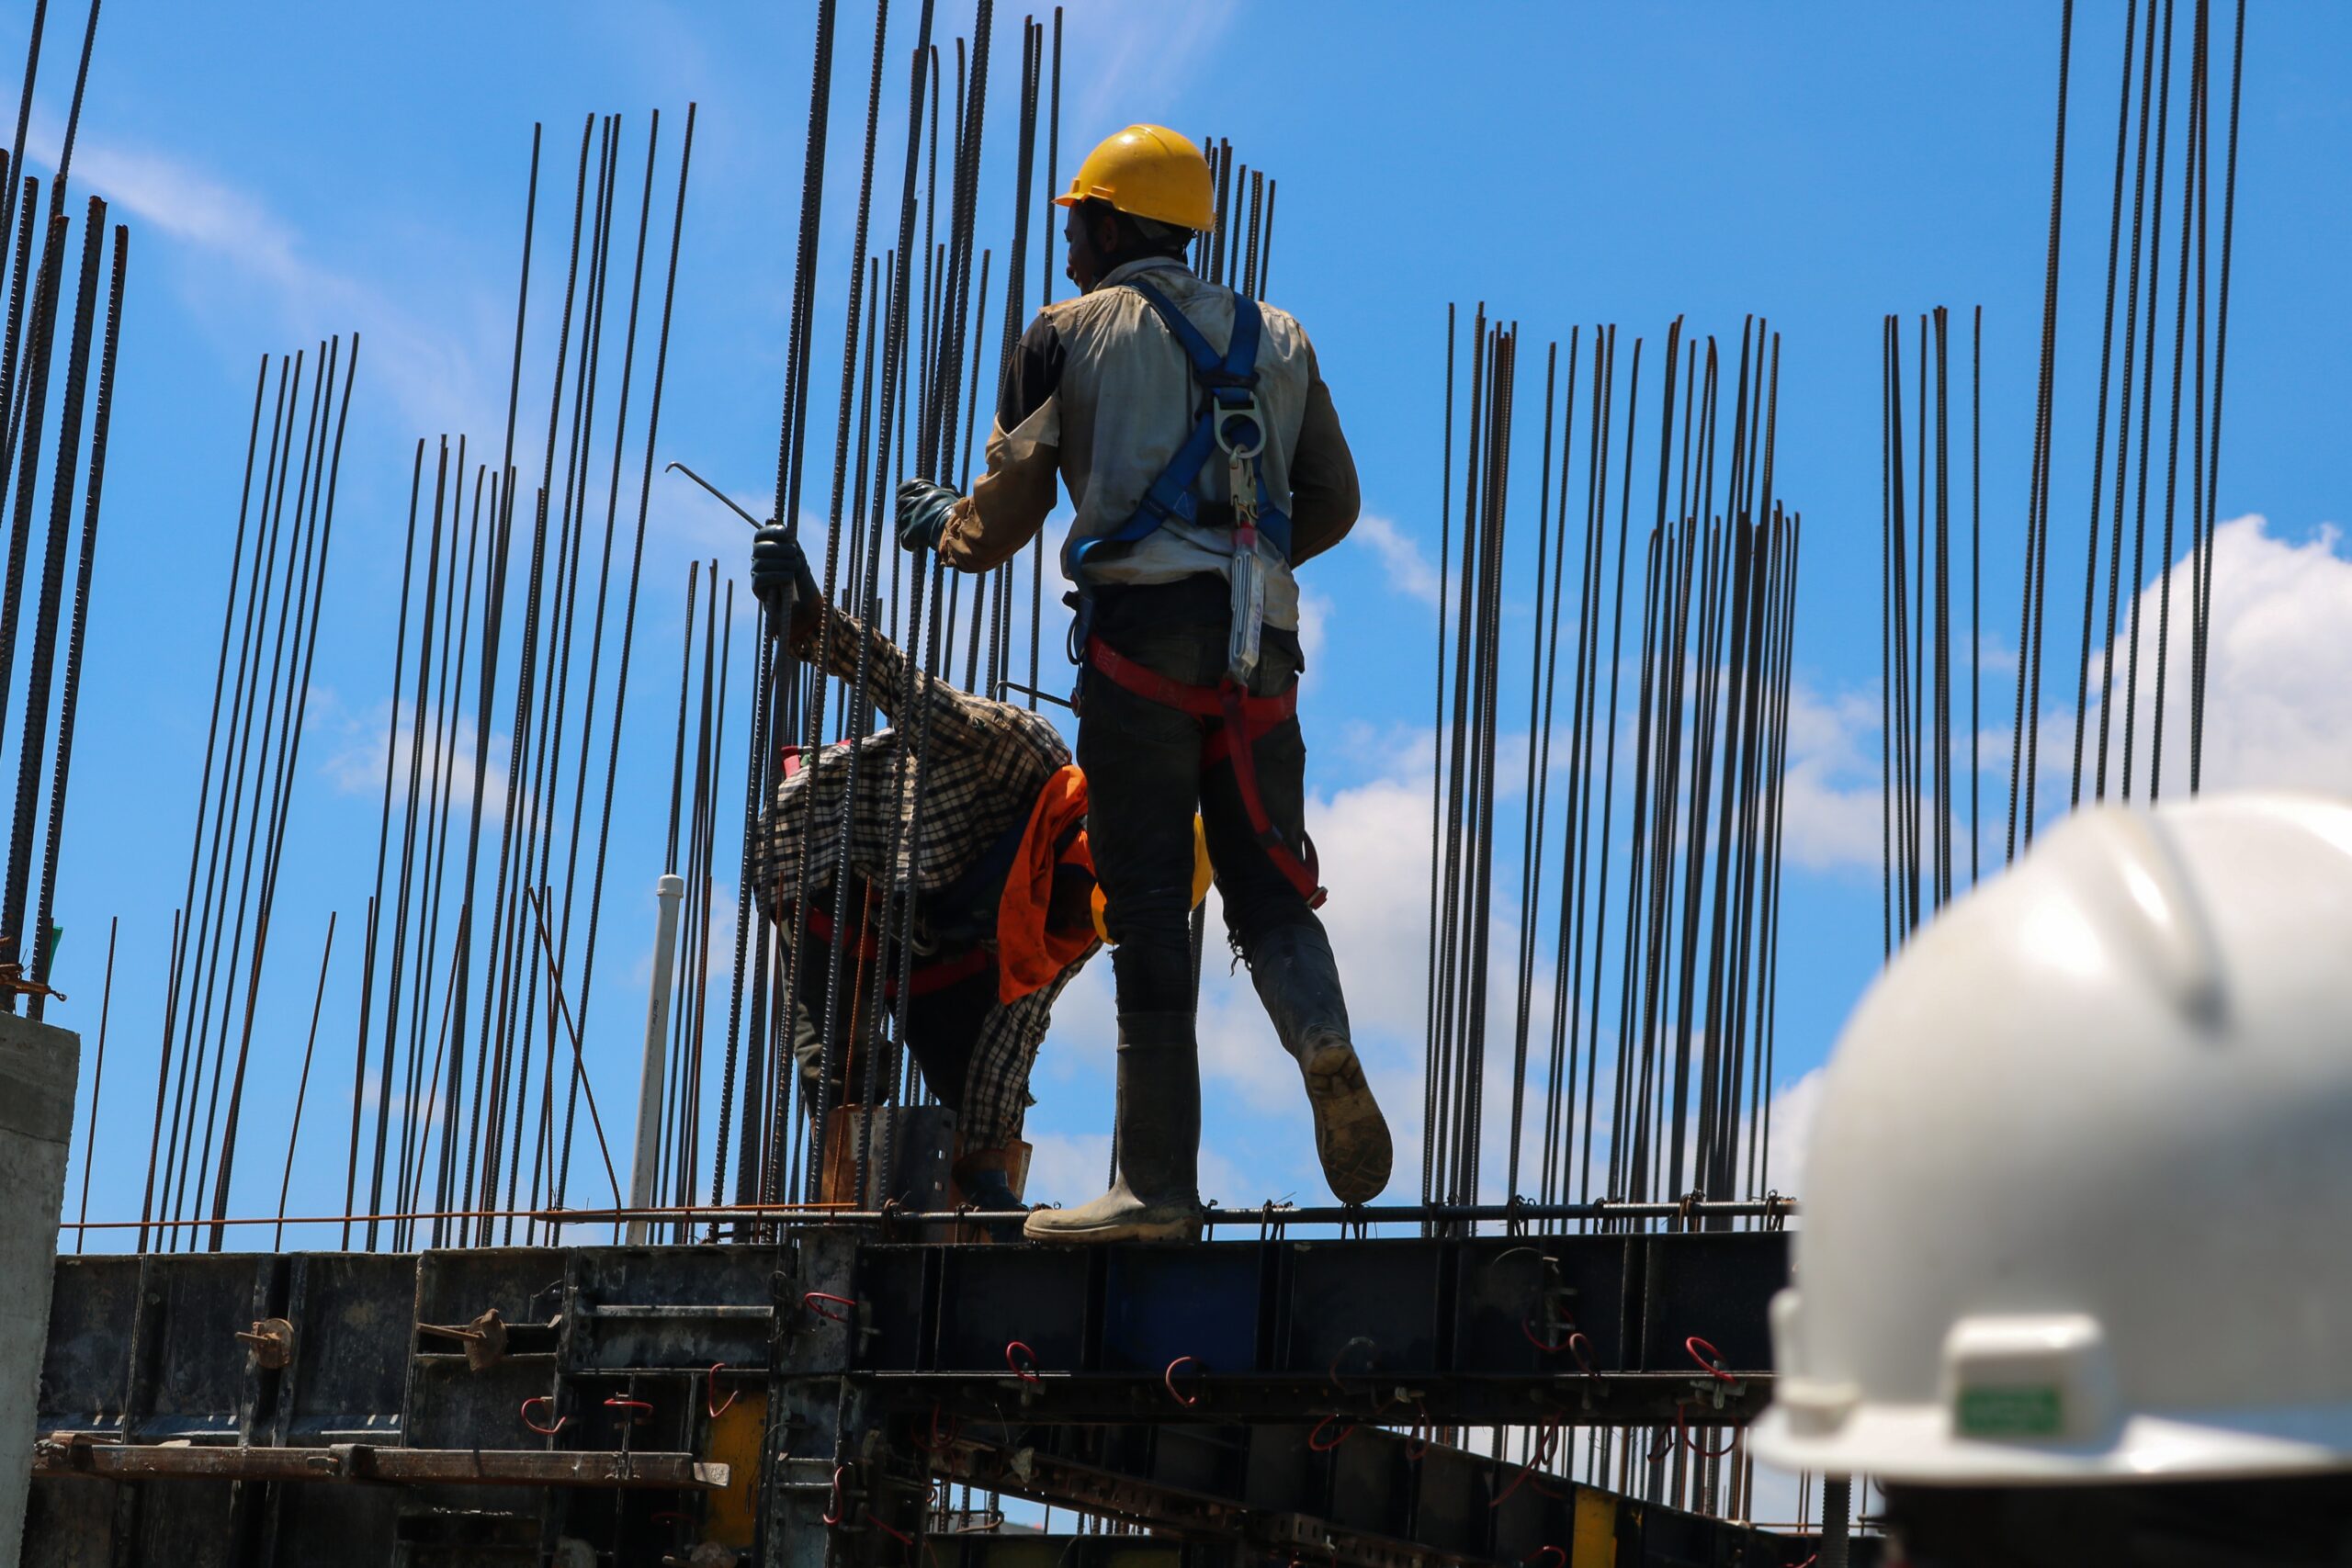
{"left": 1005, "top": 1340, "right": 1042, "bottom": 1384}
{"left": 1526, "top": 1549, "right": 1566, "bottom": 1568}
{"left": 1163, "top": 1355, "right": 1202, "bottom": 1408}
{"left": 1490, "top": 1417, "right": 1562, "bottom": 1508}
{"left": 804, "top": 1291, "right": 860, "bottom": 1324}
{"left": 865, "top": 1511, "right": 915, "bottom": 1546}
{"left": 520, "top": 1396, "right": 567, "bottom": 1437}
{"left": 820, "top": 1464, "right": 850, "bottom": 1527}
{"left": 707, "top": 1362, "right": 739, "bottom": 1419}
{"left": 650, "top": 1510, "right": 694, "bottom": 1525}
{"left": 1791, "top": 1556, "right": 1817, "bottom": 1568}
{"left": 1521, "top": 1315, "right": 1577, "bottom": 1355}
{"left": 1327, "top": 1337, "right": 1375, "bottom": 1387}
{"left": 911, "top": 1402, "right": 961, "bottom": 1455}
{"left": 604, "top": 1395, "right": 653, "bottom": 1422}
{"left": 1405, "top": 1402, "right": 1433, "bottom": 1462}
{"left": 1566, "top": 1330, "right": 1600, "bottom": 1378}
{"left": 1307, "top": 1413, "right": 1357, "bottom": 1452}
{"left": 1686, "top": 1335, "right": 1738, "bottom": 1384}
{"left": 1675, "top": 1401, "right": 1741, "bottom": 1459}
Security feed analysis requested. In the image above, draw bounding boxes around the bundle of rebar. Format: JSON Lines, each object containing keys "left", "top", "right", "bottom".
{"left": 2007, "top": 0, "right": 2245, "bottom": 859}
{"left": 0, "top": 0, "right": 123, "bottom": 1021}
{"left": 1881, "top": 0, "right": 2248, "bottom": 955}
{"left": 1424, "top": 311, "right": 1799, "bottom": 1227}
{"left": 138, "top": 342, "right": 356, "bottom": 1254}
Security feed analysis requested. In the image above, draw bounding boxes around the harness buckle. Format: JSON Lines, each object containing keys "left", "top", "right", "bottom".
{"left": 1212, "top": 392, "right": 1267, "bottom": 463}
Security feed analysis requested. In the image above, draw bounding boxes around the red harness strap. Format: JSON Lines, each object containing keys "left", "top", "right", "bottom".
{"left": 779, "top": 745, "right": 995, "bottom": 998}
{"left": 800, "top": 902, "right": 994, "bottom": 999}
{"left": 1084, "top": 637, "right": 1326, "bottom": 908}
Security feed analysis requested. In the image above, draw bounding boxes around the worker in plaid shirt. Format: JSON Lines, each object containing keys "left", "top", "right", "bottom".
{"left": 748, "top": 528, "right": 1110, "bottom": 1213}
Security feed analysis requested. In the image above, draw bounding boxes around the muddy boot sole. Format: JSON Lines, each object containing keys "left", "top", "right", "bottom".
{"left": 1023, "top": 1201, "right": 1201, "bottom": 1244}
{"left": 1301, "top": 1040, "right": 1393, "bottom": 1204}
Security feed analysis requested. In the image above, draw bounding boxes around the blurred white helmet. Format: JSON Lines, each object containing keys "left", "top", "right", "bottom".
{"left": 1753, "top": 795, "right": 2352, "bottom": 1484}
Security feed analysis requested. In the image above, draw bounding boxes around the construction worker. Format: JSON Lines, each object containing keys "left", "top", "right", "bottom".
{"left": 746, "top": 528, "right": 1159, "bottom": 1213}
{"left": 1752, "top": 796, "right": 2352, "bottom": 1567}
{"left": 895, "top": 124, "right": 1391, "bottom": 1243}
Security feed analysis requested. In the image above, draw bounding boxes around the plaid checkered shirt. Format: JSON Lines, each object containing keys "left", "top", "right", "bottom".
{"left": 753, "top": 608, "right": 1088, "bottom": 1147}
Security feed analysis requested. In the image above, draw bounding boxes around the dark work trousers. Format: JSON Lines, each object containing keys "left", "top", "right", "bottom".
{"left": 790, "top": 891, "right": 997, "bottom": 1114}
{"left": 1079, "top": 575, "right": 1327, "bottom": 1016}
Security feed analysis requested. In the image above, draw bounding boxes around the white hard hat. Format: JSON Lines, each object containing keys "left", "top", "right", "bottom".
{"left": 1752, "top": 794, "right": 2352, "bottom": 1484}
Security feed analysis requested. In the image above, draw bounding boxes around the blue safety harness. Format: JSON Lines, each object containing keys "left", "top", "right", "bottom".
{"left": 1063, "top": 276, "right": 1291, "bottom": 636}
{"left": 1060, "top": 276, "right": 1327, "bottom": 908}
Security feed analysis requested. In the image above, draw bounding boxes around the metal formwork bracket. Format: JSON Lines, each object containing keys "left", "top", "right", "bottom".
{"left": 415, "top": 1307, "right": 510, "bottom": 1373}
{"left": 235, "top": 1316, "right": 294, "bottom": 1371}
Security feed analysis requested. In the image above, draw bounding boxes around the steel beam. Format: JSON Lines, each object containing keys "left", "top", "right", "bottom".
{"left": 30, "top": 1438, "right": 728, "bottom": 1489}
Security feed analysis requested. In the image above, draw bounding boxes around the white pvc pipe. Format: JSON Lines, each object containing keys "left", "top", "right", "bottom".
{"left": 626, "top": 874, "right": 687, "bottom": 1245}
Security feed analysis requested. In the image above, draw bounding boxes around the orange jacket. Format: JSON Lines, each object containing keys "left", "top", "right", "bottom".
{"left": 994, "top": 764, "right": 1095, "bottom": 1005}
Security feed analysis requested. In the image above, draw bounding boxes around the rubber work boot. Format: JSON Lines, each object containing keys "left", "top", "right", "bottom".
{"left": 1247, "top": 922, "right": 1393, "bottom": 1204}
{"left": 1023, "top": 1012, "right": 1202, "bottom": 1243}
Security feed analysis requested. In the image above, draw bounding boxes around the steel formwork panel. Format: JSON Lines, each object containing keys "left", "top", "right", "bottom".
{"left": 25, "top": 1231, "right": 1833, "bottom": 1568}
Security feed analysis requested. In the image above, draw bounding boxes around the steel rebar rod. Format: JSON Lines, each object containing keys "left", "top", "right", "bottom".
{"left": 2009, "top": 0, "right": 2077, "bottom": 861}
{"left": 72, "top": 911, "right": 112, "bottom": 1251}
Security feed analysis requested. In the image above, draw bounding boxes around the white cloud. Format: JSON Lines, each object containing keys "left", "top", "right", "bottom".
{"left": 1760, "top": 1066, "right": 1826, "bottom": 1199}
{"left": 1351, "top": 513, "right": 1442, "bottom": 607}
{"left": 314, "top": 690, "right": 506, "bottom": 813}
{"left": 1780, "top": 513, "right": 2352, "bottom": 879}
{"left": 2083, "top": 513, "right": 2352, "bottom": 799}
{"left": 1777, "top": 682, "right": 1887, "bottom": 873}
{"left": 1022, "top": 1129, "right": 1113, "bottom": 1206}
{"left": 1295, "top": 587, "right": 1329, "bottom": 696}
{"left": 1021, "top": 1127, "right": 1251, "bottom": 1209}
{"left": 28, "top": 114, "right": 497, "bottom": 436}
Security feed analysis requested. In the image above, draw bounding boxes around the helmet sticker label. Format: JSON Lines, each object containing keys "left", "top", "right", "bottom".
{"left": 1956, "top": 1385, "right": 2064, "bottom": 1438}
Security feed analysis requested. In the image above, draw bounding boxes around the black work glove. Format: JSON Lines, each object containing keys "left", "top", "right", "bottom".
{"left": 896, "top": 478, "right": 960, "bottom": 554}
{"left": 751, "top": 522, "right": 820, "bottom": 641}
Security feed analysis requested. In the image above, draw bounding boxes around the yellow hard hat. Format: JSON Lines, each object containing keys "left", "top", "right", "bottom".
{"left": 1054, "top": 124, "right": 1216, "bottom": 232}
{"left": 1091, "top": 817, "right": 1213, "bottom": 944}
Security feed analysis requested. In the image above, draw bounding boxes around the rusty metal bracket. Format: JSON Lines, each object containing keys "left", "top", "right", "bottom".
{"left": 0, "top": 953, "right": 64, "bottom": 1003}
{"left": 234, "top": 1317, "right": 293, "bottom": 1371}
{"left": 416, "top": 1308, "right": 509, "bottom": 1372}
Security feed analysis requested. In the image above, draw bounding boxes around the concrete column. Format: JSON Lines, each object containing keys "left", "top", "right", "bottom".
{"left": 0, "top": 1013, "right": 79, "bottom": 1568}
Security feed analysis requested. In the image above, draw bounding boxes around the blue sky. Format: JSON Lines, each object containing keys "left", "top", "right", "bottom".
{"left": 17, "top": 1, "right": 2352, "bottom": 1247}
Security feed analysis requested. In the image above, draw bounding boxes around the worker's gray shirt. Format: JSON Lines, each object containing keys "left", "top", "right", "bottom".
{"left": 936, "top": 255, "right": 1361, "bottom": 631}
